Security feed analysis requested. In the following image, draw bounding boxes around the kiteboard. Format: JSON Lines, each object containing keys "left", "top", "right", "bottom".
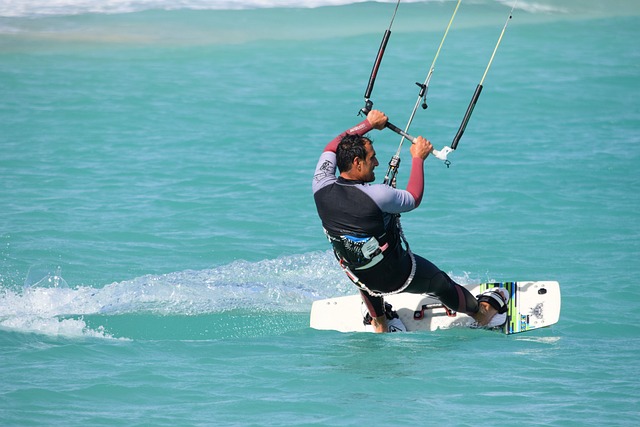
{"left": 310, "top": 281, "right": 561, "bottom": 335}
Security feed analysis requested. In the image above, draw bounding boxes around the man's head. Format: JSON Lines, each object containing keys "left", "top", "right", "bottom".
{"left": 336, "top": 134, "right": 379, "bottom": 182}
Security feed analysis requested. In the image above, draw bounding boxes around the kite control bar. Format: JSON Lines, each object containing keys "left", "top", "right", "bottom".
{"left": 360, "top": 104, "right": 455, "bottom": 164}
{"left": 360, "top": 105, "right": 417, "bottom": 143}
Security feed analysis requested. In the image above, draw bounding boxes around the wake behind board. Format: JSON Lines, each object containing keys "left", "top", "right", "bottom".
{"left": 310, "top": 281, "right": 561, "bottom": 335}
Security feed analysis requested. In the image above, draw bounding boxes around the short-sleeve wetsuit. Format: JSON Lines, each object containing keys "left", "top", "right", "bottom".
{"left": 312, "top": 118, "right": 480, "bottom": 319}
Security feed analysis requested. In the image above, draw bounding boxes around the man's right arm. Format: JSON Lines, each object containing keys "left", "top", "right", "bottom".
{"left": 321, "top": 118, "right": 375, "bottom": 154}
{"left": 321, "top": 110, "right": 386, "bottom": 154}
{"left": 313, "top": 113, "right": 383, "bottom": 194}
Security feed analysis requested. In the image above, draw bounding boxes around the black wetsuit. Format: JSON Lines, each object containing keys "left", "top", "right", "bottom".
{"left": 312, "top": 119, "right": 480, "bottom": 319}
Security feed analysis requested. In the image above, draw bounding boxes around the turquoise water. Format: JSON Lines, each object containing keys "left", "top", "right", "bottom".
{"left": 1, "top": 1, "right": 639, "bottom": 425}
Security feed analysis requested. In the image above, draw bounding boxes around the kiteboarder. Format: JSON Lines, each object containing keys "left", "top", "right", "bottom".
{"left": 312, "top": 109, "right": 508, "bottom": 332}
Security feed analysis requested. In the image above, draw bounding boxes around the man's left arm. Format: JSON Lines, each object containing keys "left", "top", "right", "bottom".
{"left": 405, "top": 136, "right": 432, "bottom": 208}
{"left": 372, "top": 136, "right": 431, "bottom": 212}
{"left": 405, "top": 157, "right": 425, "bottom": 208}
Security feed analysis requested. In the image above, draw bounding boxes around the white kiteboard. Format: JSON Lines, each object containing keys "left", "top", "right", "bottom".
{"left": 310, "top": 281, "right": 561, "bottom": 335}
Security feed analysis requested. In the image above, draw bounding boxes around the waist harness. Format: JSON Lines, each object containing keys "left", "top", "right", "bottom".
{"left": 325, "top": 216, "right": 417, "bottom": 297}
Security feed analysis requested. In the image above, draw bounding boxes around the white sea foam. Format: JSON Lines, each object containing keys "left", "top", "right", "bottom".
{"left": 0, "top": 0, "right": 409, "bottom": 18}
{"left": 495, "top": 0, "right": 567, "bottom": 14}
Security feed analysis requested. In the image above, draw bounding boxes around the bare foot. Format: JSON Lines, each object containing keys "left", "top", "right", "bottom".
{"left": 371, "top": 315, "right": 388, "bottom": 333}
{"left": 473, "top": 301, "right": 498, "bottom": 326}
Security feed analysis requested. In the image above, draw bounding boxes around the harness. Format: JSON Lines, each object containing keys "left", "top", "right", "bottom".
{"left": 326, "top": 215, "right": 416, "bottom": 297}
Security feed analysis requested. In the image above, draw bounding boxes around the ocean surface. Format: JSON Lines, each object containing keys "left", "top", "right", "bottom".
{"left": 1, "top": 0, "right": 639, "bottom": 425}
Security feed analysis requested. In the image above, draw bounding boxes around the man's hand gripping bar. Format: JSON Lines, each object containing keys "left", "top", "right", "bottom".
{"left": 360, "top": 105, "right": 453, "bottom": 162}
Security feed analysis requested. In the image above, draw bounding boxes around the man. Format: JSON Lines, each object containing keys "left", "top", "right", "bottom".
{"left": 312, "top": 110, "right": 507, "bottom": 333}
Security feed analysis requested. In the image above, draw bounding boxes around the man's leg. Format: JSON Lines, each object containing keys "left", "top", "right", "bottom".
{"left": 405, "top": 255, "right": 499, "bottom": 325}
{"left": 359, "top": 290, "right": 388, "bottom": 333}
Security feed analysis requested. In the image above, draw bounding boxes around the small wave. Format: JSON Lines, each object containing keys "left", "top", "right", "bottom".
{"left": 0, "top": 0, "right": 420, "bottom": 18}
{"left": 0, "top": 1, "right": 481, "bottom": 19}
{"left": 2, "top": 0, "right": 615, "bottom": 19}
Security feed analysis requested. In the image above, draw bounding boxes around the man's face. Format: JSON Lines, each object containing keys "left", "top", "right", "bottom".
{"left": 359, "top": 140, "right": 379, "bottom": 182}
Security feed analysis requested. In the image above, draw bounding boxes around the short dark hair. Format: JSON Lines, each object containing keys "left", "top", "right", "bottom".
{"left": 336, "top": 134, "right": 371, "bottom": 172}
